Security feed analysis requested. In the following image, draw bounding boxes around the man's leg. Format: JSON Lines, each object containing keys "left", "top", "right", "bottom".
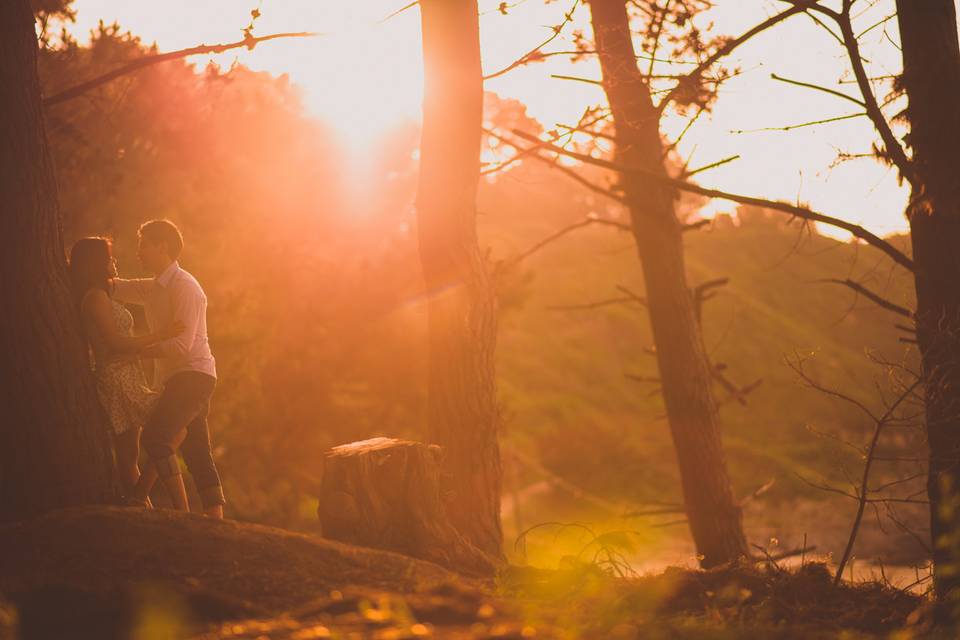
{"left": 138, "top": 374, "right": 208, "bottom": 512}
{"left": 179, "top": 377, "right": 225, "bottom": 518}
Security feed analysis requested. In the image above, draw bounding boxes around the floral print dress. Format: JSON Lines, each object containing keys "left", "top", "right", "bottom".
{"left": 91, "top": 298, "right": 159, "bottom": 435}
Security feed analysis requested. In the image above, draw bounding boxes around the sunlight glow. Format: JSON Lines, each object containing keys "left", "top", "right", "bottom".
{"left": 64, "top": 0, "right": 943, "bottom": 237}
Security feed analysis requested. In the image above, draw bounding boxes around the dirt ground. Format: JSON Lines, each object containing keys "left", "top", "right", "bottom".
{"left": 0, "top": 507, "right": 934, "bottom": 639}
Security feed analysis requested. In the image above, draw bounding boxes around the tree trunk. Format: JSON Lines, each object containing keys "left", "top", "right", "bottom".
{"left": 415, "top": 0, "right": 502, "bottom": 558}
{"left": 318, "top": 437, "right": 496, "bottom": 576}
{"left": 587, "top": 0, "right": 748, "bottom": 567}
{"left": 0, "top": 0, "right": 116, "bottom": 522}
{"left": 895, "top": 0, "right": 960, "bottom": 603}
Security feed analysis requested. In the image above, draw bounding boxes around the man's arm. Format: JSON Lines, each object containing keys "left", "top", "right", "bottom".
{"left": 111, "top": 278, "right": 153, "bottom": 304}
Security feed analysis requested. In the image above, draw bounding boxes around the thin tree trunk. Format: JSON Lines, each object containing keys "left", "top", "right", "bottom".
{"left": 416, "top": 0, "right": 502, "bottom": 558}
{"left": 895, "top": 0, "right": 960, "bottom": 603}
{"left": 588, "top": 0, "right": 748, "bottom": 567}
{"left": 0, "top": 0, "right": 116, "bottom": 522}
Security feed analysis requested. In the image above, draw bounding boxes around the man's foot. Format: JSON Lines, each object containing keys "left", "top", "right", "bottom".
{"left": 204, "top": 504, "right": 224, "bottom": 519}
{"left": 123, "top": 495, "right": 151, "bottom": 508}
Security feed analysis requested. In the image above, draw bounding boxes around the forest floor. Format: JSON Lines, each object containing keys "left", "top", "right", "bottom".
{"left": 0, "top": 507, "right": 939, "bottom": 639}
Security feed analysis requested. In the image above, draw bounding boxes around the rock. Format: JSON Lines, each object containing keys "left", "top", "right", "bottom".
{"left": 318, "top": 438, "right": 497, "bottom": 577}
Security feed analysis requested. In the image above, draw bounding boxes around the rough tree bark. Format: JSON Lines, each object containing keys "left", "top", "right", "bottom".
{"left": 895, "top": 0, "right": 960, "bottom": 604}
{"left": 587, "top": 0, "right": 748, "bottom": 567}
{"left": 0, "top": 0, "right": 116, "bottom": 522}
{"left": 415, "top": 0, "right": 503, "bottom": 558}
{"left": 319, "top": 438, "right": 496, "bottom": 576}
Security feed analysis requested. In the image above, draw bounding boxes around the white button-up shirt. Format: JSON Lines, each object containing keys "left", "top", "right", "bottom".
{"left": 112, "top": 261, "right": 217, "bottom": 386}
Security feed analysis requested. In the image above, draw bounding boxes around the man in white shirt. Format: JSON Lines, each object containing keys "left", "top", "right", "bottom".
{"left": 112, "top": 219, "right": 225, "bottom": 518}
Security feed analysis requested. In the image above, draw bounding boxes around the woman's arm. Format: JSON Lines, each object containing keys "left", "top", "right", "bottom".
{"left": 81, "top": 289, "right": 180, "bottom": 355}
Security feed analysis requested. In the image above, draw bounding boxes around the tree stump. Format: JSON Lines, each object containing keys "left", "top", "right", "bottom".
{"left": 318, "top": 437, "right": 496, "bottom": 577}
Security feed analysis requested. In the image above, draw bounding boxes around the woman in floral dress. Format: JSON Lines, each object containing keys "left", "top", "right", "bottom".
{"left": 69, "top": 237, "right": 181, "bottom": 498}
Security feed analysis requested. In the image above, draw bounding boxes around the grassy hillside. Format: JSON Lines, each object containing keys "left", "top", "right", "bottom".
{"left": 478, "top": 163, "right": 923, "bottom": 561}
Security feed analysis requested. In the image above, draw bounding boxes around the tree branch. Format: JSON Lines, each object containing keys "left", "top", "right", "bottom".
{"left": 503, "top": 217, "right": 630, "bottom": 267}
{"left": 682, "top": 154, "right": 740, "bottom": 178}
{"left": 818, "top": 278, "right": 914, "bottom": 318}
{"left": 484, "top": 127, "right": 628, "bottom": 207}
{"left": 769, "top": 73, "right": 867, "bottom": 108}
{"left": 483, "top": 0, "right": 580, "bottom": 80}
{"left": 834, "top": 5, "right": 915, "bottom": 185}
{"left": 658, "top": 5, "right": 807, "bottom": 112}
{"left": 730, "top": 112, "right": 867, "bottom": 134}
{"left": 44, "top": 31, "right": 319, "bottom": 107}
{"left": 547, "top": 295, "right": 645, "bottom": 311}
{"left": 506, "top": 128, "right": 915, "bottom": 272}
{"left": 834, "top": 379, "right": 923, "bottom": 585}
{"left": 550, "top": 73, "right": 604, "bottom": 86}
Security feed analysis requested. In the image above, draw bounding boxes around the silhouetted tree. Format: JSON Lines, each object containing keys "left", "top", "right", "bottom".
{"left": 0, "top": 0, "right": 115, "bottom": 522}
{"left": 416, "top": 0, "right": 502, "bottom": 557}
{"left": 586, "top": 0, "right": 750, "bottom": 566}
{"left": 895, "top": 0, "right": 960, "bottom": 605}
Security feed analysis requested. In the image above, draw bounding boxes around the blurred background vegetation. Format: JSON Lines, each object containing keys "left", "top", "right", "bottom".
{"left": 43, "top": 20, "right": 924, "bottom": 571}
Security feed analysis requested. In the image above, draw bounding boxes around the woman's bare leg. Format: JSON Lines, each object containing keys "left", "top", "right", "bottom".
{"left": 114, "top": 428, "right": 142, "bottom": 496}
{"left": 133, "top": 460, "right": 158, "bottom": 507}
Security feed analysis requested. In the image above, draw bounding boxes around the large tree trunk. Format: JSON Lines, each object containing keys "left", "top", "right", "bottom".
{"left": 588, "top": 0, "right": 748, "bottom": 567}
{"left": 895, "top": 0, "right": 960, "bottom": 603}
{"left": 415, "top": 0, "right": 502, "bottom": 558}
{"left": 0, "top": 0, "right": 116, "bottom": 522}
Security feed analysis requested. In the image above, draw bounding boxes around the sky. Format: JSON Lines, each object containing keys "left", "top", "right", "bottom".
{"left": 65, "top": 0, "right": 960, "bottom": 238}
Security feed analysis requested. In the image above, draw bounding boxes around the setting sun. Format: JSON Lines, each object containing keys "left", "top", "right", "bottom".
{"left": 65, "top": 0, "right": 919, "bottom": 236}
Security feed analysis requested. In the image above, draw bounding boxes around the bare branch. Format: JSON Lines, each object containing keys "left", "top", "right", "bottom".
{"left": 506, "top": 129, "right": 915, "bottom": 272}
{"left": 548, "top": 296, "right": 645, "bottom": 311}
{"left": 504, "top": 217, "right": 630, "bottom": 267}
{"left": 484, "top": 127, "right": 628, "bottom": 207}
{"left": 658, "top": 5, "right": 807, "bottom": 112}
{"left": 770, "top": 73, "right": 867, "bottom": 108}
{"left": 833, "top": 378, "right": 921, "bottom": 585}
{"left": 556, "top": 123, "right": 616, "bottom": 142}
{"left": 616, "top": 285, "right": 647, "bottom": 305}
{"left": 483, "top": 0, "right": 580, "bottom": 81}
{"left": 644, "top": 0, "right": 673, "bottom": 78}
{"left": 682, "top": 154, "right": 740, "bottom": 178}
{"left": 551, "top": 74, "right": 604, "bottom": 86}
{"left": 834, "top": 5, "right": 915, "bottom": 184}
{"left": 663, "top": 104, "right": 707, "bottom": 157}
{"left": 730, "top": 112, "right": 867, "bottom": 134}
{"left": 379, "top": 1, "right": 419, "bottom": 23}
{"left": 818, "top": 278, "right": 914, "bottom": 318}
{"left": 44, "top": 32, "right": 319, "bottom": 107}
{"left": 777, "top": 0, "right": 841, "bottom": 22}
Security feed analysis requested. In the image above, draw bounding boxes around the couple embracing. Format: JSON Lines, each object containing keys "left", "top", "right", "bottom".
{"left": 68, "top": 219, "right": 225, "bottom": 518}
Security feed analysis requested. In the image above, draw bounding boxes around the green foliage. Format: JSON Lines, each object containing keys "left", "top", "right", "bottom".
{"left": 43, "top": 27, "right": 427, "bottom": 528}
{"left": 42, "top": 24, "right": 920, "bottom": 540}
{"left": 480, "top": 164, "right": 917, "bottom": 515}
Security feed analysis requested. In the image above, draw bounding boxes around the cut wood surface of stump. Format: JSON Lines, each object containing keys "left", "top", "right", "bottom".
{"left": 318, "top": 437, "right": 496, "bottom": 577}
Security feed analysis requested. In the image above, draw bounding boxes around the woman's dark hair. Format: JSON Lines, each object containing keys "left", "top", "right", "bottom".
{"left": 68, "top": 237, "right": 113, "bottom": 312}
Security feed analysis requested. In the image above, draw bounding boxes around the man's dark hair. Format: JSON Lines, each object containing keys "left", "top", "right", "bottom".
{"left": 139, "top": 219, "right": 184, "bottom": 259}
